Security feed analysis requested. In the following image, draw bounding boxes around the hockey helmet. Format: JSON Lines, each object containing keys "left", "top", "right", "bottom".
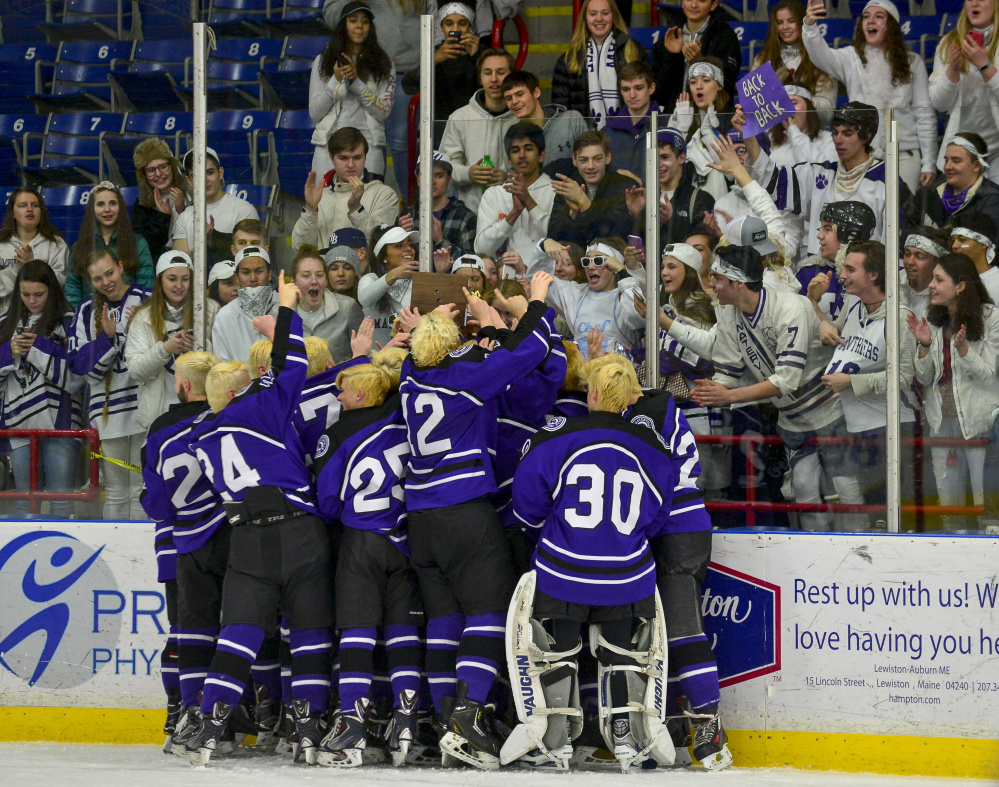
{"left": 819, "top": 200, "right": 877, "bottom": 244}
{"left": 830, "top": 101, "right": 879, "bottom": 142}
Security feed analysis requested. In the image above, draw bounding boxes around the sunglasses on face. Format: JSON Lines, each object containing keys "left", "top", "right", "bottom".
{"left": 581, "top": 255, "right": 608, "bottom": 268}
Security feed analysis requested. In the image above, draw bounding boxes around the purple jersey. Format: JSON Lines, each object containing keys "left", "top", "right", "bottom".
{"left": 314, "top": 392, "right": 410, "bottom": 553}
{"left": 399, "top": 302, "right": 556, "bottom": 511}
{"left": 294, "top": 356, "right": 367, "bottom": 468}
{"left": 141, "top": 400, "right": 226, "bottom": 567}
{"left": 513, "top": 411, "right": 676, "bottom": 606}
{"left": 189, "top": 308, "right": 317, "bottom": 514}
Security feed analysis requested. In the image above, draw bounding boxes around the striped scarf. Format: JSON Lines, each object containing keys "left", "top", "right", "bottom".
{"left": 586, "top": 35, "right": 619, "bottom": 129}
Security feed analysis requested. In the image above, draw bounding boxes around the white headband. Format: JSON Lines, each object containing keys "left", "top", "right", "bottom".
{"left": 586, "top": 242, "right": 625, "bottom": 264}
{"left": 784, "top": 84, "right": 813, "bottom": 102}
{"left": 904, "top": 234, "right": 947, "bottom": 259}
{"left": 949, "top": 136, "right": 989, "bottom": 168}
{"left": 951, "top": 226, "right": 996, "bottom": 263}
{"left": 863, "top": 0, "right": 899, "bottom": 23}
{"left": 438, "top": 2, "right": 473, "bottom": 22}
{"left": 688, "top": 61, "right": 724, "bottom": 86}
{"left": 710, "top": 256, "right": 755, "bottom": 284}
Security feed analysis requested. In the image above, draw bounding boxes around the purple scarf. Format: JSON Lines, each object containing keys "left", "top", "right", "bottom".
{"left": 941, "top": 184, "right": 972, "bottom": 215}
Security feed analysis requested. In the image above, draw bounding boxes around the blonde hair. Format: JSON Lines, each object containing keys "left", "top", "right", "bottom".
{"left": 174, "top": 351, "right": 220, "bottom": 397}
{"left": 582, "top": 353, "right": 640, "bottom": 411}
{"left": 305, "top": 336, "right": 333, "bottom": 377}
{"left": 410, "top": 310, "right": 462, "bottom": 368}
{"left": 336, "top": 346, "right": 406, "bottom": 407}
{"left": 562, "top": 340, "right": 586, "bottom": 391}
{"left": 248, "top": 338, "right": 272, "bottom": 378}
{"left": 132, "top": 264, "right": 194, "bottom": 342}
{"left": 564, "top": 0, "right": 644, "bottom": 75}
{"left": 939, "top": 4, "right": 999, "bottom": 74}
{"left": 206, "top": 361, "right": 251, "bottom": 413}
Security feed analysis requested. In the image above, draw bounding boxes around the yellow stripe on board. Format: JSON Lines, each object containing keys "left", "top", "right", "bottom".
{"left": 506, "top": 43, "right": 567, "bottom": 54}
{"left": 725, "top": 729, "right": 999, "bottom": 779}
{"left": 2, "top": 709, "right": 997, "bottom": 778}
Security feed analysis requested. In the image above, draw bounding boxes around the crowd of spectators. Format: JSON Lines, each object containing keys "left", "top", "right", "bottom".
{"left": 4, "top": 0, "right": 999, "bottom": 532}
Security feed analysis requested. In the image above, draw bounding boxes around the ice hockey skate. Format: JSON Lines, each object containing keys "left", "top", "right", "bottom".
{"left": 667, "top": 715, "right": 693, "bottom": 767}
{"left": 291, "top": 698, "right": 328, "bottom": 765}
{"left": 439, "top": 680, "right": 502, "bottom": 770}
{"left": 690, "top": 709, "right": 733, "bottom": 771}
{"left": 162, "top": 688, "right": 182, "bottom": 753}
{"left": 316, "top": 697, "right": 369, "bottom": 768}
{"left": 168, "top": 707, "right": 198, "bottom": 757}
{"left": 245, "top": 686, "right": 282, "bottom": 751}
{"left": 186, "top": 702, "right": 232, "bottom": 767}
{"left": 385, "top": 689, "right": 419, "bottom": 766}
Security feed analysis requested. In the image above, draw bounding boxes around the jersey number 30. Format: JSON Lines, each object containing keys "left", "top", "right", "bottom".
{"left": 565, "top": 463, "right": 644, "bottom": 536}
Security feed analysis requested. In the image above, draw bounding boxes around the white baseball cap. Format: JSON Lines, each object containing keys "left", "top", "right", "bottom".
{"left": 233, "top": 245, "right": 271, "bottom": 268}
{"left": 208, "top": 260, "right": 237, "bottom": 286}
{"left": 661, "top": 243, "right": 704, "bottom": 274}
{"left": 452, "top": 253, "right": 486, "bottom": 274}
{"left": 373, "top": 226, "right": 420, "bottom": 257}
{"left": 183, "top": 146, "right": 221, "bottom": 169}
{"left": 155, "top": 250, "right": 194, "bottom": 277}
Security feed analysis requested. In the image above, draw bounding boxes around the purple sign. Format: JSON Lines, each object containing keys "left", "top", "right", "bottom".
{"left": 736, "top": 61, "right": 796, "bottom": 137}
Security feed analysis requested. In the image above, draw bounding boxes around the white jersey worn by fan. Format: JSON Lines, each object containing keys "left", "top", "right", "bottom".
{"left": 826, "top": 295, "right": 917, "bottom": 434}
{"left": 748, "top": 150, "right": 889, "bottom": 256}
{"left": 173, "top": 192, "right": 259, "bottom": 242}
{"left": 711, "top": 285, "right": 841, "bottom": 433}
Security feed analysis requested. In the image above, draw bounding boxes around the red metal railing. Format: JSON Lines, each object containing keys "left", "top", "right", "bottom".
{"left": 573, "top": 0, "right": 581, "bottom": 28}
{"left": 0, "top": 429, "right": 101, "bottom": 515}
{"left": 492, "top": 15, "right": 529, "bottom": 69}
{"left": 697, "top": 433, "right": 987, "bottom": 528}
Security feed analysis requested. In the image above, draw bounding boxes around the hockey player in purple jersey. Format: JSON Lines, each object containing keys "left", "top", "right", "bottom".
{"left": 184, "top": 273, "right": 335, "bottom": 767}
{"left": 140, "top": 350, "right": 227, "bottom": 753}
{"left": 399, "top": 271, "right": 557, "bottom": 769}
{"left": 313, "top": 347, "right": 424, "bottom": 768}
{"left": 626, "top": 378, "right": 732, "bottom": 770}
{"left": 506, "top": 354, "right": 677, "bottom": 772}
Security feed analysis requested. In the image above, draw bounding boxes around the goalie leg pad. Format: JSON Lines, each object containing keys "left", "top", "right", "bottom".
{"left": 589, "top": 591, "right": 675, "bottom": 772}
{"left": 501, "top": 572, "right": 583, "bottom": 769}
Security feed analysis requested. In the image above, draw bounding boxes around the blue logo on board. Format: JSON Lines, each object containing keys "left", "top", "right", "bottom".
{"left": 702, "top": 562, "right": 781, "bottom": 687}
{"left": 0, "top": 530, "right": 121, "bottom": 688}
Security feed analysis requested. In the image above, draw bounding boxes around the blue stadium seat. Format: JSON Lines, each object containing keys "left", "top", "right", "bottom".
{"left": 899, "top": 16, "right": 943, "bottom": 39}
{"left": 224, "top": 182, "right": 274, "bottom": 231}
{"left": 208, "top": 0, "right": 276, "bottom": 37}
{"left": 259, "top": 108, "right": 314, "bottom": 188}
{"left": 21, "top": 134, "right": 102, "bottom": 187}
{"left": 259, "top": 0, "right": 329, "bottom": 38}
{"left": 1, "top": 16, "right": 52, "bottom": 45}
{"left": 0, "top": 112, "right": 49, "bottom": 166}
{"left": 99, "top": 134, "right": 144, "bottom": 184}
{"left": 814, "top": 18, "right": 856, "bottom": 44}
{"left": 39, "top": 184, "right": 93, "bottom": 244}
{"left": 0, "top": 138, "right": 22, "bottom": 187}
{"left": 125, "top": 110, "right": 194, "bottom": 138}
{"left": 108, "top": 71, "right": 185, "bottom": 112}
{"left": 36, "top": 0, "right": 142, "bottom": 43}
{"left": 0, "top": 66, "right": 44, "bottom": 114}
{"left": 0, "top": 43, "right": 58, "bottom": 65}
{"left": 51, "top": 40, "right": 135, "bottom": 64}
{"left": 282, "top": 36, "right": 326, "bottom": 67}
{"left": 47, "top": 111, "right": 124, "bottom": 136}
{"left": 211, "top": 37, "right": 284, "bottom": 66}
{"left": 140, "top": 8, "right": 191, "bottom": 41}
{"left": 729, "top": 21, "right": 770, "bottom": 45}
{"left": 259, "top": 68, "right": 310, "bottom": 110}
{"left": 29, "top": 63, "right": 113, "bottom": 114}
{"left": 129, "top": 39, "right": 193, "bottom": 81}
{"left": 176, "top": 61, "right": 276, "bottom": 111}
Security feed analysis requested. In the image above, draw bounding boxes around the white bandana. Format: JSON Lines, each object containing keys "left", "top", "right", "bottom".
{"left": 904, "top": 234, "right": 947, "bottom": 258}
{"left": 785, "top": 84, "right": 813, "bottom": 102}
{"left": 587, "top": 242, "right": 625, "bottom": 264}
{"left": 688, "top": 61, "right": 723, "bottom": 86}
{"left": 438, "top": 2, "right": 473, "bottom": 23}
{"left": 948, "top": 136, "right": 989, "bottom": 167}
{"left": 710, "top": 256, "right": 756, "bottom": 283}
{"left": 237, "top": 285, "right": 275, "bottom": 319}
{"left": 951, "top": 227, "right": 996, "bottom": 264}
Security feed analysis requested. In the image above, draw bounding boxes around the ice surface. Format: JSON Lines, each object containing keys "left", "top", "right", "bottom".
{"left": 0, "top": 744, "right": 991, "bottom": 787}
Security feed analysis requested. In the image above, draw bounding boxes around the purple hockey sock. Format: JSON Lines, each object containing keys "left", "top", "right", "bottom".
{"left": 384, "top": 624, "right": 422, "bottom": 705}
{"left": 177, "top": 626, "right": 217, "bottom": 709}
{"left": 426, "top": 613, "right": 463, "bottom": 712}
{"left": 457, "top": 612, "right": 505, "bottom": 704}
{"left": 338, "top": 627, "right": 376, "bottom": 712}
{"left": 200, "top": 623, "right": 266, "bottom": 713}
{"left": 160, "top": 625, "right": 179, "bottom": 694}
{"left": 290, "top": 627, "right": 333, "bottom": 714}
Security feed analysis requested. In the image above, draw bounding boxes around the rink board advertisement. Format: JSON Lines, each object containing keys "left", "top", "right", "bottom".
{"left": 1, "top": 522, "right": 998, "bottom": 776}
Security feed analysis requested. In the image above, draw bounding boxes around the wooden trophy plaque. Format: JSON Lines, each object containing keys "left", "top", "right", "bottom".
{"left": 410, "top": 272, "right": 474, "bottom": 334}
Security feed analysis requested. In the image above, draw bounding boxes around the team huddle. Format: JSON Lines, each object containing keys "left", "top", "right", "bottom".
{"left": 141, "top": 267, "right": 731, "bottom": 773}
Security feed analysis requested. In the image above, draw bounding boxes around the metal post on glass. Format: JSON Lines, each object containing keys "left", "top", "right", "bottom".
{"left": 418, "top": 15, "right": 434, "bottom": 273}
{"left": 644, "top": 112, "right": 660, "bottom": 390}
{"left": 884, "top": 108, "right": 901, "bottom": 534}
